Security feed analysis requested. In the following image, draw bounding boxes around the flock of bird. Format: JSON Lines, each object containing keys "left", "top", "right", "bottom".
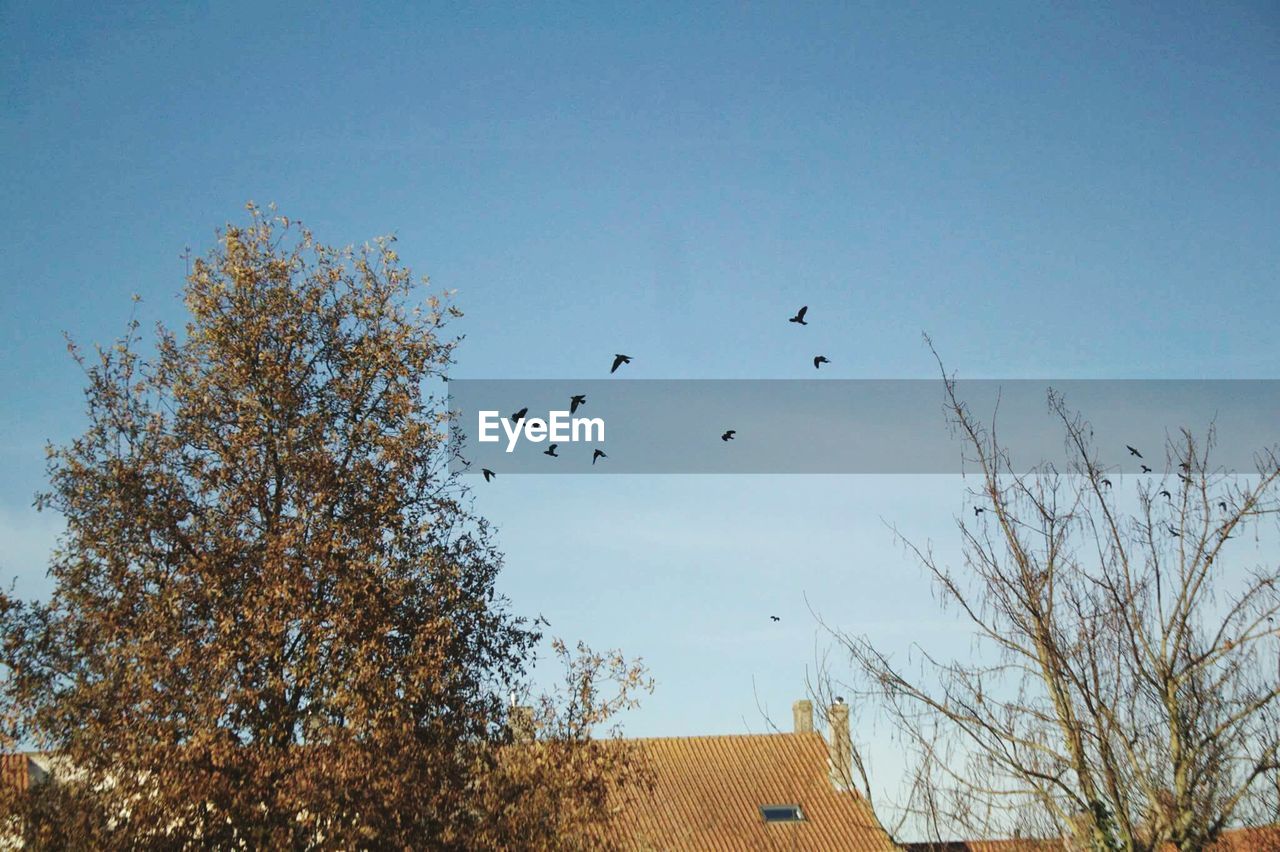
{"left": 972, "top": 440, "right": 1247, "bottom": 550}
{"left": 474, "top": 304, "right": 835, "bottom": 623}
{"left": 477, "top": 304, "right": 828, "bottom": 486}
{"left": 474, "top": 304, "right": 1250, "bottom": 624}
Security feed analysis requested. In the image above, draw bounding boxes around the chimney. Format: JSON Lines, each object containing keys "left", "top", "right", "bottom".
{"left": 827, "top": 698, "right": 852, "bottom": 791}
{"left": 509, "top": 705, "right": 535, "bottom": 744}
{"left": 792, "top": 698, "right": 814, "bottom": 733}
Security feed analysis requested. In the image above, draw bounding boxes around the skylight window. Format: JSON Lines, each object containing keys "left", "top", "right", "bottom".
{"left": 759, "top": 804, "right": 804, "bottom": 823}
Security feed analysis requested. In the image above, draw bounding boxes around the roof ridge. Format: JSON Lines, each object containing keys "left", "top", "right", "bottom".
{"left": 620, "top": 731, "right": 824, "bottom": 744}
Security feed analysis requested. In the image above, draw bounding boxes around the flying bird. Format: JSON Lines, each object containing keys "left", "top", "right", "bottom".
{"left": 482, "top": 468, "right": 495, "bottom": 482}
{"left": 592, "top": 449, "right": 607, "bottom": 465}
{"left": 1127, "top": 445, "right": 1143, "bottom": 458}
{"left": 570, "top": 394, "right": 586, "bottom": 414}
{"left": 1219, "top": 501, "right": 1228, "bottom": 512}
{"left": 974, "top": 507, "right": 986, "bottom": 517}
{"left": 544, "top": 444, "right": 559, "bottom": 457}
{"left": 1179, "top": 462, "right": 1191, "bottom": 472}
{"left": 721, "top": 430, "right": 736, "bottom": 442}
{"left": 1140, "top": 465, "right": 1153, "bottom": 473}
{"left": 813, "top": 355, "right": 830, "bottom": 369}
{"left": 1101, "top": 478, "right": 1112, "bottom": 488}
{"left": 1167, "top": 524, "right": 1181, "bottom": 538}
{"left": 788, "top": 305, "right": 809, "bottom": 325}
{"left": 1159, "top": 490, "right": 1172, "bottom": 500}
{"left": 610, "top": 354, "right": 632, "bottom": 374}
{"left": 510, "top": 407, "right": 528, "bottom": 424}
{"left": 770, "top": 615, "right": 781, "bottom": 622}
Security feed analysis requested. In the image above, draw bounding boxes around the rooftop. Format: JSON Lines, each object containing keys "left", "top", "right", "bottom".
{"left": 600, "top": 731, "right": 895, "bottom": 851}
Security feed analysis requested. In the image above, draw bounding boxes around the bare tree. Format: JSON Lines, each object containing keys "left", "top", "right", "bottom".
{"left": 818, "top": 351, "right": 1280, "bottom": 851}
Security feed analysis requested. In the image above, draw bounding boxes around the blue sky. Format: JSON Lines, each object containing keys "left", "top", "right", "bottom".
{"left": 2, "top": 0, "right": 1278, "bottom": 783}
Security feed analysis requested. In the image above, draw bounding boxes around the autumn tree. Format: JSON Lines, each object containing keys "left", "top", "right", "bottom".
{"left": 818, "top": 352, "right": 1280, "bottom": 851}
{"left": 0, "top": 206, "right": 650, "bottom": 850}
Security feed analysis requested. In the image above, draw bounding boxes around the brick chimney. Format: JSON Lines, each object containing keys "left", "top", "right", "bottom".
{"left": 792, "top": 698, "right": 814, "bottom": 733}
{"left": 827, "top": 698, "right": 852, "bottom": 791}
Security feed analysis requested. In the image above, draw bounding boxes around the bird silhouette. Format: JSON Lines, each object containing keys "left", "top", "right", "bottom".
{"left": 813, "top": 356, "right": 830, "bottom": 369}
{"left": 1140, "top": 465, "right": 1153, "bottom": 473}
{"left": 592, "top": 449, "right": 607, "bottom": 465}
{"left": 721, "top": 430, "right": 736, "bottom": 442}
{"left": 570, "top": 394, "right": 586, "bottom": 414}
{"left": 1179, "top": 474, "right": 1193, "bottom": 486}
{"left": 788, "top": 306, "right": 809, "bottom": 325}
{"left": 1101, "top": 478, "right": 1112, "bottom": 488}
{"left": 1218, "top": 501, "right": 1228, "bottom": 512}
{"left": 974, "top": 507, "right": 986, "bottom": 517}
{"left": 1167, "top": 524, "right": 1181, "bottom": 537}
{"left": 482, "top": 468, "right": 495, "bottom": 482}
{"left": 1127, "top": 445, "right": 1143, "bottom": 458}
{"left": 534, "top": 613, "right": 550, "bottom": 627}
{"left": 770, "top": 615, "right": 781, "bottom": 622}
{"left": 510, "top": 407, "right": 528, "bottom": 424}
{"left": 1159, "top": 490, "right": 1172, "bottom": 500}
{"left": 544, "top": 444, "right": 559, "bottom": 457}
{"left": 1179, "top": 462, "right": 1191, "bottom": 472}
{"left": 610, "top": 354, "right": 632, "bottom": 374}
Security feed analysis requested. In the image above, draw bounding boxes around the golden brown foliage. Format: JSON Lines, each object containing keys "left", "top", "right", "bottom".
{"left": 0, "top": 206, "right": 649, "bottom": 849}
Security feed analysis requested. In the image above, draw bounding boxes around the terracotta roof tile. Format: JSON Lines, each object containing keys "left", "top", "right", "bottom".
{"left": 1199, "top": 826, "right": 1280, "bottom": 851}
{"left": 1, "top": 753, "right": 33, "bottom": 792}
{"left": 601, "top": 732, "right": 896, "bottom": 851}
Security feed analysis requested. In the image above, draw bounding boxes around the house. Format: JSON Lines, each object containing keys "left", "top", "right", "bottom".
{"left": 598, "top": 698, "right": 898, "bottom": 851}
{"left": 900, "top": 825, "right": 1280, "bottom": 851}
{"left": 8, "top": 710, "right": 1276, "bottom": 851}
{"left": 1, "top": 701, "right": 894, "bottom": 850}
{"left": 0, "top": 755, "right": 48, "bottom": 794}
